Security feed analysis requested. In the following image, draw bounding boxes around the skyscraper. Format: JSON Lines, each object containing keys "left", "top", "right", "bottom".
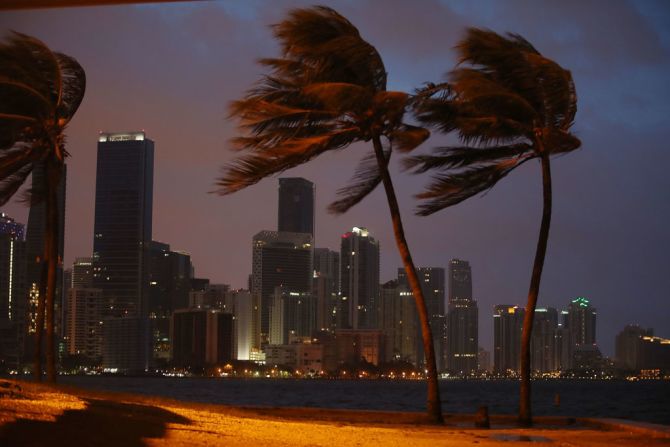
{"left": 340, "top": 227, "right": 379, "bottom": 330}
{"left": 24, "top": 163, "right": 66, "bottom": 354}
{"left": 398, "top": 267, "right": 445, "bottom": 369}
{"left": 0, "top": 213, "right": 25, "bottom": 322}
{"left": 278, "top": 178, "right": 314, "bottom": 237}
{"left": 446, "top": 259, "right": 478, "bottom": 375}
{"left": 379, "top": 279, "right": 417, "bottom": 365}
{"left": 252, "top": 231, "right": 313, "bottom": 345}
{"left": 313, "top": 248, "right": 339, "bottom": 331}
{"left": 530, "top": 307, "right": 558, "bottom": 373}
{"left": 93, "top": 131, "right": 154, "bottom": 372}
{"left": 493, "top": 304, "right": 524, "bottom": 374}
{"left": 563, "top": 297, "right": 597, "bottom": 369}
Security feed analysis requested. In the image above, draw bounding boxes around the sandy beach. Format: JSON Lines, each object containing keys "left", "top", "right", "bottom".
{"left": 0, "top": 379, "right": 668, "bottom": 446}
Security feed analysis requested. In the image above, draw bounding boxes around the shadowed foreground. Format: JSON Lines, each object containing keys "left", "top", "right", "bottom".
{"left": 0, "top": 380, "right": 668, "bottom": 446}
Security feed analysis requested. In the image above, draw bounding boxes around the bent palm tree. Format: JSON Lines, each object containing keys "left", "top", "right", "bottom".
{"left": 409, "top": 28, "right": 580, "bottom": 425}
{"left": 216, "top": 6, "right": 443, "bottom": 423}
{"left": 0, "top": 32, "right": 86, "bottom": 383}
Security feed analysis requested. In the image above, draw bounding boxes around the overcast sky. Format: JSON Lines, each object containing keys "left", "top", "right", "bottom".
{"left": 1, "top": 0, "right": 669, "bottom": 355}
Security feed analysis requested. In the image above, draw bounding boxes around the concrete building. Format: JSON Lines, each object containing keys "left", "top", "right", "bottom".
{"left": 378, "top": 280, "right": 417, "bottom": 365}
{"left": 66, "top": 288, "right": 104, "bottom": 361}
{"left": 0, "top": 214, "right": 26, "bottom": 368}
{"left": 531, "top": 307, "right": 559, "bottom": 373}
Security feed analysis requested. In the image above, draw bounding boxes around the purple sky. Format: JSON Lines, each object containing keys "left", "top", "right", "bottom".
{"left": 1, "top": 0, "right": 669, "bottom": 355}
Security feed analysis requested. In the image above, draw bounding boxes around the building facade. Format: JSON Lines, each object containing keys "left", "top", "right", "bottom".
{"left": 493, "top": 305, "right": 525, "bottom": 374}
{"left": 278, "top": 177, "right": 314, "bottom": 237}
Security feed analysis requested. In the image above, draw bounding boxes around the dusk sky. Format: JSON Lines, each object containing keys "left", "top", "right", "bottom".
{"left": 1, "top": 0, "right": 668, "bottom": 356}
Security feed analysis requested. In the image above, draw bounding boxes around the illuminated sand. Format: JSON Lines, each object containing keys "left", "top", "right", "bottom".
{"left": 0, "top": 380, "right": 668, "bottom": 446}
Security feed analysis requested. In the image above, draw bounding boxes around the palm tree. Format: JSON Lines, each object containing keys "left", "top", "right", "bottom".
{"left": 409, "top": 28, "right": 580, "bottom": 425}
{"left": 216, "top": 6, "right": 443, "bottom": 423}
{"left": 0, "top": 32, "right": 86, "bottom": 383}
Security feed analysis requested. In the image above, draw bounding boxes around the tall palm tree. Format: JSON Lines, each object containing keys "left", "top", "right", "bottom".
{"left": 0, "top": 32, "right": 86, "bottom": 383}
{"left": 216, "top": 6, "right": 443, "bottom": 423}
{"left": 409, "top": 28, "right": 580, "bottom": 426}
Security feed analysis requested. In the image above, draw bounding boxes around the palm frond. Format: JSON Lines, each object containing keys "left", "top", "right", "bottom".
{"left": 0, "top": 161, "right": 32, "bottom": 206}
{"left": 328, "top": 143, "right": 390, "bottom": 214}
{"left": 389, "top": 124, "right": 430, "bottom": 153}
{"left": 404, "top": 143, "right": 532, "bottom": 173}
{"left": 415, "top": 154, "right": 533, "bottom": 215}
{"left": 54, "top": 52, "right": 86, "bottom": 122}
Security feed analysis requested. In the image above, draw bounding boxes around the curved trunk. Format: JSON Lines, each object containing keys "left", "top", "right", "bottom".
{"left": 519, "top": 151, "right": 552, "bottom": 426}
{"left": 372, "top": 134, "right": 443, "bottom": 424}
{"left": 45, "top": 162, "right": 60, "bottom": 383}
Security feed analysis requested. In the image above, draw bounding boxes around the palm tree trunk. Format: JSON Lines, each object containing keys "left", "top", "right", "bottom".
{"left": 372, "top": 134, "right": 443, "bottom": 424}
{"left": 519, "top": 151, "right": 552, "bottom": 426}
{"left": 45, "top": 163, "right": 59, "bottom": 383}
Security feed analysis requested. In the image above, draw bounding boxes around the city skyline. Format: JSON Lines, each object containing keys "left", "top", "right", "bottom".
{"left": 1, "top": 1, "right": 669, "bottom": 358}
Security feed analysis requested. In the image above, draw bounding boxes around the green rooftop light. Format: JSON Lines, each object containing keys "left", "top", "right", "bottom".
{"left": 571, "top": 297, "right": 590, "bottom": 307}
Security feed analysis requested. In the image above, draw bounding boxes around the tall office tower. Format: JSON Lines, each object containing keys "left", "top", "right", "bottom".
{"left": 278, "top": 178, "right": 314, "bottom": 237}
{"left": 398, "top": 267, "right": 445, "bottom": 369}
{"left": 530, "top": 307, "right": 558, "bottom": 373}
{"left": 340, "top": 227, "right": 380, "bottom": 330}
{"left": 252, "top": 231, "right": 313, "bottom": 345}
{"left": 93, "top": 131, "right": 154, "bottom": 372}
{"left": 493, "top": 305, "right": 525, "bottom": 374}
{"left": 378, "top": 279, "right": 417, "bottom": 365}
{"left": 0, "top": 214, "right": 26, "bottom": 367}
{"left": 446, "top": 259, "right": 478, "bottom": 375}
{"left": 313, "top": 248, "right": 339, "bottom": 331}
{"left": 24, "top": 163, "right": 66, "bottom": 358}
{"left": 615, "top": 324, "right": 653, "bottom": 371}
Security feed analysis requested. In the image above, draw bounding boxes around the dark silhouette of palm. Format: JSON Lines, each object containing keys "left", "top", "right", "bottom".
{"left": 216, "top": 6, "right": 443, "bottom": 423}
{"left": 409, "top": 28, "right": 580, "bottom": 425}
{"left": 0, "top": 32, "right": 86, "bottom": 383}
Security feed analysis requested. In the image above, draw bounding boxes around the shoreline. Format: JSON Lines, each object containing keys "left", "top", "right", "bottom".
{"left": 1, "top": 380, "right": 668, "bottom": 446}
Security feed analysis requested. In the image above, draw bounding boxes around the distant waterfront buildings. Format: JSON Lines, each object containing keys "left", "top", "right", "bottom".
{"left": 530, "top": 307, "right": 559, "bottom": 373}
{"left": 615, "top": 325, "right": 670, "bottom": 373}
{"left": 171, "top": 309, "right": 234, "bottom": 370}
{"left": 0, "top": 213, "right": 26, "bottom": 367}
{"left": 340, "top": 227, "right": 379, "bottom": 330}
{"left": 313, "top": 248, "right": 339, "bottom": 332}
{"left": 446, "top": 259, "right": 478, "bottom": 375}
{"left": 93, "top": 131, "right": 154, "bottom": 372}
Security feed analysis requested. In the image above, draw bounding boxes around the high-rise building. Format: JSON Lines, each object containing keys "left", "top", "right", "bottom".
{"left": 340, "top": 227, "right": 379, "bottom": 330}
{"left": 66, "top": 288, "right": 104, "bottom": 361}
{"left": 493, "top": 305, "right": 524, "bottom": 374}
{"left": 252, "top": 231, "right": 313, "bottom": 345}
{"left": 171, "top": 309, "right": 234, "bottom": 370}
{"left": 313, "top": 248, "right": 339, "bottom": 331}
{"left": 615, "top": 325, "right": 652, "bottom": 371}
{"left": 446, "top": 259, "right": 478, "bottom": 375}
{"left": 72, "top": 257, "right": 94, "bottom": 289}
{"left": 0, "top": 214, "right": 26, "bottom": 367}
{"left": 93, "top": 131, "right": 154, "bottom": 372}
{"left": 268, "top": 287, "right": 316, "bottom": 345}
{"left": 223, "top": 289, "right": 255, "bottom": 360}
{"left": 378, "top": 279, "right": 417, "bottom": 365}
{"left": 278, "top": 178, "right": 314, "bottom": 237}
{"left": 398, "top": 267, "right": 445, "bottom": 370}
{"left": 24, "top": 163, "right": 66, "bottom": 360}
{"left": 0, "top": 214, "right": 26, "bottom": 322}
{"left": 531, "top": 307, "right": 559, "bottom": 373}
{"left": 562, "top": 297, "right": 597, "bottom": 369}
